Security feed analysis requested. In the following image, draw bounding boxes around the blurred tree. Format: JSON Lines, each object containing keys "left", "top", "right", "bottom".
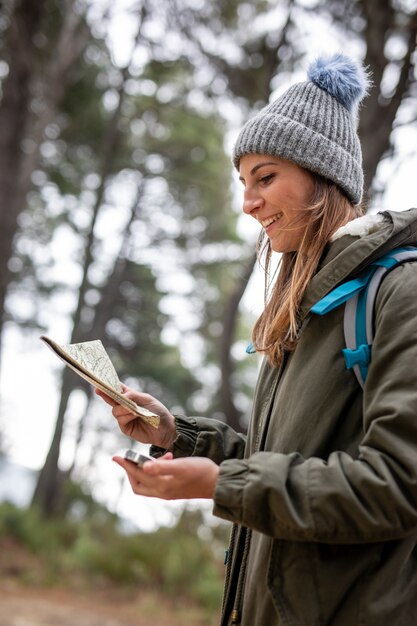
{"left": 30, "top": 2, "right": 247, "bottom": 516}
{"left": 311, "top": 0, "right": 417, "bottom": 197}
{"left": 0, "top": 0, "right": 89, "bottom": 357}
{"left": 32, "top": 7, "right": 148, "bottom": 516}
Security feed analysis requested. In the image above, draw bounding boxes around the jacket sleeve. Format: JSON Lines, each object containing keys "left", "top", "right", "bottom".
{"left": 213, "top": 263, "right": 417, "bottom": 542}
{"left": 150, "top": 414, "right": 246, "bottom": 464}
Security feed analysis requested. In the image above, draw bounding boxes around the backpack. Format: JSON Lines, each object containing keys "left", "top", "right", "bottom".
{"left": 311, "top": 246, "right": 417, "bottom": 388}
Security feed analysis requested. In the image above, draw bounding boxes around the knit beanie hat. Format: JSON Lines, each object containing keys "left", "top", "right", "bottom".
{"left": 232, "top": 54, "right": 370, "bottom": 204}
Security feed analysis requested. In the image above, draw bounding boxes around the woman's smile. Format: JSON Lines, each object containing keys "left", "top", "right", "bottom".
{"left": 258, "top": 212, "right": 283, "bottom": 230}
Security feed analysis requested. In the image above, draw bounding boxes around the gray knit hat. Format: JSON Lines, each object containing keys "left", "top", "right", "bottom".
{"left": 233, "top": 54, "right": 370, "bottom": 204}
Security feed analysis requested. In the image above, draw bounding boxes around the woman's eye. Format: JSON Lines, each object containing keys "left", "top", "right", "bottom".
{"left": 259, "top": 174, "right": 274, "bottom": 185}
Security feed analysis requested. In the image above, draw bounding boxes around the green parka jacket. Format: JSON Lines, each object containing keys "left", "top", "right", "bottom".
{"left": 157, "top": 209, "right": 417, "bottom": 625}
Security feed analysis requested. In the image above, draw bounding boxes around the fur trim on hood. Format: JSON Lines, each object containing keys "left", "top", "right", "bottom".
{"left": 331, "top": 212, "right": 386, "bottom": 242}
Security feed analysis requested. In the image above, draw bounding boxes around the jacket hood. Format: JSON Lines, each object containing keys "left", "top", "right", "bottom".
{"left": 300, "top": 208, "right": 417, "bottom": 320}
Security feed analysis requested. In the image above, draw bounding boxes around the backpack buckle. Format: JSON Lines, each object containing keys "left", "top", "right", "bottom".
{"left": 342, "top": 344, "right": 371, "bottom": 369}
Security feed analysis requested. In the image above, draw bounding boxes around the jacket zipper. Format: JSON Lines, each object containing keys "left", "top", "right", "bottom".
{"left": 222, "top": 354, "right": 289, "bottom": 624}
{"left": 221, "top": 523, "right": 238, "bottom": 618}
{"left": 230, "top": 528, "right": 252, "bottom": 623}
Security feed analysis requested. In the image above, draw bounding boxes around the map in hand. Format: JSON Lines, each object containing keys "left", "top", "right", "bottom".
{"left": 40, "top": 336, "right": 160, "bottom": 429}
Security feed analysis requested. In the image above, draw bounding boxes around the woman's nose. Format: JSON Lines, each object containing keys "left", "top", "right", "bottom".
{"left": 243, "top": 189, "right": 263, "bottom": 215}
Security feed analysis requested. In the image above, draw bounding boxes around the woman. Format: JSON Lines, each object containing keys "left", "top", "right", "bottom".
{"left": 97, "top": 54, "right": 417, "bottom": 625}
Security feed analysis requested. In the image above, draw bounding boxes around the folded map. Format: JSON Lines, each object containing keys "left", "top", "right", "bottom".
{"left": 40, "top": 335, "right": 160, "bottom": 428}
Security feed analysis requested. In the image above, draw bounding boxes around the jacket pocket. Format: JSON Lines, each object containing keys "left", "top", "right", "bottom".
{"left": 267, "top": 540, "right": 323, "bottom": 626}
{"left": 314, "top": 542, "right": 381, "bottom": 623}
{"left": 267, "top": 540, "right": 383, "bottom": 625}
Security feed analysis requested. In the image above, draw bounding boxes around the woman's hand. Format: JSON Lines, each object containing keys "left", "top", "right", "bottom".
{"left": 113, "top": 453, "right": 220, "bottom": 500}
{"left": 95, "top": 384, "right": 176, "bottom": 449}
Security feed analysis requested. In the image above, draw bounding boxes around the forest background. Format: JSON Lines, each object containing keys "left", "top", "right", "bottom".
{"left": 0, "top": 0, "right": 416, "bottom": 624}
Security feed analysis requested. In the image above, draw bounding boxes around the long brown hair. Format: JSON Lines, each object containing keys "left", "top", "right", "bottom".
{"left": 251, "top": 175, "right": 364, "bottom": 367}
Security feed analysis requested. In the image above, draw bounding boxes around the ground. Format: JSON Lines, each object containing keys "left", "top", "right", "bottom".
{"left": 0, "top": 581, "right": 217, "bottom": 626}
{"left": 0, "top": 534, "right": 220, "bottom": 626}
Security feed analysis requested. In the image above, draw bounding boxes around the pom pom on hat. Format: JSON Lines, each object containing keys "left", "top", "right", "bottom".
{"left": 307, "top": 54, "right": 371, "bottom": 113}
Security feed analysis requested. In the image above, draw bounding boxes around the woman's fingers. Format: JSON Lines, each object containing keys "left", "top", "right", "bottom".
{"left": 112, "top": 404, "right": 133, "bottom": 419}
{"left": 112, "top": 454, "right": 218, "bottom": 500}
{"left": 96, "top": 385, "right": 150, "bottom": 410}
{"left": 112, "top": 456, "right": 172, "bottom": 497}
{"left": 142, "top": 456, "right": 178, "bottom": 477}
{"left": 95, "top": 388, "right": 118, "bottom": 407}
{"left": 112, "top": 454, "right": 171, "bottom": 477}
{"left": 112, "top": 457, "right": 143, "bottom": 492}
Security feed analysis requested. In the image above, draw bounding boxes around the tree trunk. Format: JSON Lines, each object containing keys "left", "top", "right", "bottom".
{"left": 359, "top": 1, "right": 417, "bottom": 197}
{"left": 67, "top": 185, "right": 145, "bottom": 477}
{"left": 31, "top": 369, "right": 74, "bottom": 515}
{"left": 31, "top": 8, "right": 147, "bottom": 516}
{"left": 68, "top": 389, "right": 93, "bottom": 477}
{"left": 0, "top": 0, "right": 46, "bottom": 357}
{"left": 0, "top": 1, "right": 89, "bottom": 359}
{"left": 31, "top": 100, "right": 124, "bottom": 514}
{"left": 219, "top": 253, "right": 256, "bottom": 432}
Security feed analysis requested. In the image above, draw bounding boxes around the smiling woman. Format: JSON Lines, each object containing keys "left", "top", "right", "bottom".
{"left": 239, "top": 155, "right": 360, "bottom": 367}
{"left": 97, "top": 53, "right": 417, "bottom": 626}
{"left": 238, "top": 155, "right": 316, "bottom": 253}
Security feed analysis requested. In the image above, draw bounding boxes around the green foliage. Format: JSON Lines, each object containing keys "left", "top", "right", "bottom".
{"left": 139, "top": 98, "right": 235, "bottom": 237}
{"left": 5, "top": 0, "right": 252, "bottom": 424}
{"left": 0, "top": 500, "right": 229, "bottom": 616}
{"left": 0, "top": 501, "right": 57, "bottom": 554}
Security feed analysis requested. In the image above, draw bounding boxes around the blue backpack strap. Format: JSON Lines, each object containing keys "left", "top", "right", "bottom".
{"left": 246, "top": 341, "right": 256, "bottom": 354}
{"left": 342, "top": 290, "right": 369, "bottom": 387}
{"left": 344, "top": 246, "right": 417, "bottom": 387}
{"left": 310, "top": 267, "right": 376, "bottom": 315}
{"left": 312, "top": 246, "right": 417, "bottom": 388}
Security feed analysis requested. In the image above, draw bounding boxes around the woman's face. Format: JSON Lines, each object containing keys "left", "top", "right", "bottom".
{"left": 239, "top": 154, "right": 315, "bottom": 253}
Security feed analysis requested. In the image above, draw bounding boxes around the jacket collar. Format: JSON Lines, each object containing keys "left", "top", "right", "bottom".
{"left": 298, "top": 208, "right": 417, "bottom": 321}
